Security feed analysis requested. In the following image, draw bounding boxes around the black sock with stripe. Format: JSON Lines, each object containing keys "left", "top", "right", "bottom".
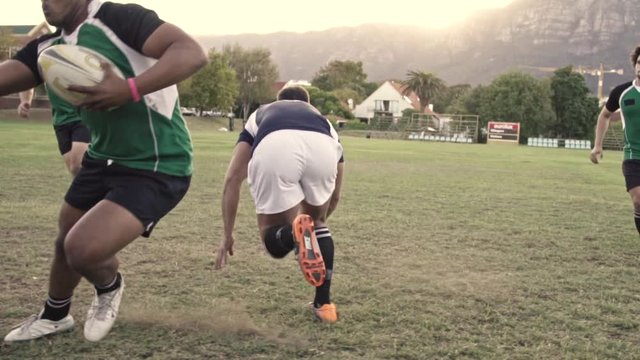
{"left": 314, "top": 227, "right": 334, "bottom": 307}
{"left": 634, "top": 210, "right": 640, "bottom": 235}
{"left": 95, "top": 272, "right": 122, "bottom": 295}
{"left": 41, "top": 295, "right": 72, "bottom": 321}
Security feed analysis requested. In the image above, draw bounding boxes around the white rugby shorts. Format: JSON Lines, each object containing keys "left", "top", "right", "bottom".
{"left": 248, "top": 129, "right": 343, "bottom": 214}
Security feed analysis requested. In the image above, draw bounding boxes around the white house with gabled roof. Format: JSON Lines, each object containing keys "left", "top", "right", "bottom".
{"left": 353, "top": 80, "right": 423, "bottom": 121}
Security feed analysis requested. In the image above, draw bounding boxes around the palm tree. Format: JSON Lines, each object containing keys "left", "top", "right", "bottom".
{"left": 401, "top": 70, "right": 445, "bottom": 113}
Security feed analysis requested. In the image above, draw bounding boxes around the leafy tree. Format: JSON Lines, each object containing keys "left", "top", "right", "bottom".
{"left": 188, "top": 50, "right": 238, "bottom": 115}
{"left": 433, "top": 84, "right": 472, "bottom": 113}
{"left": 401, "top": 70, "right": 445, "bottom": 112}
{"left": 331, "top": 87, "right": 362, "bottom": 110}
{"left": 312, "top": 60, "right": 368, "bottom": 96}
{"left": 479, "top": 71, "right": 555, "bottom": 141}
{"left": 224, "top": 44, "right": 279, "bottom": 121}
{"left": 549, "top": 66, "right": 599, "bottom": 139}
{"left": 363, "top": 81, "right": 380, "bottom": 97}
{"left": 307, "top": 86, "right": 354, "bottom": 119}
{"left": 177, "top": 77, "right": 194, "bottom": 107}
{"left": 446, "top": 85, "right": 486, "bottom": 115}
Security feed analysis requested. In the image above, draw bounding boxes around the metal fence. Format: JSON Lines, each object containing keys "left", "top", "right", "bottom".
{"left": 355, "top": 113, "right": 480, "bottom": 143}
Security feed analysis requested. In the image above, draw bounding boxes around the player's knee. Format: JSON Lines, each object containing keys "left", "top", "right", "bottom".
{"left": 262, "top": 225, "right": 293, "bottom": 258}
{"left": 632, "top": 196, "right": 640, "bottom": 210}
{"left": 69, "top": 166, "right": 81, "bottom": 177}
{"left": 54, "top": 235, "right": 66, "bottom": 256}
{"left": 63, "top": 242, "right": 84, "bottom": 271}
{"left": 68, "top": 162, "right": 82, "bottom": 177}
{"left": 262, "top": 238, "right": 292, "bottom": 259}
{"left": 264, "top": 243, "right": 289, "bottom": 258}
{"left": 63, "top": 236, "right": 96, "bottom": 272}
{"left": 63, "top": 149, "right": 84, "bottom": 176}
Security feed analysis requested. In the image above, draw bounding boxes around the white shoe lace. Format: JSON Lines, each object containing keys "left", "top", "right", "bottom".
{"left": 89, "top": 290, "right": 119, "bottom": 321}
{"left": 11, "top": 314, "right": 39, "bottom": 334}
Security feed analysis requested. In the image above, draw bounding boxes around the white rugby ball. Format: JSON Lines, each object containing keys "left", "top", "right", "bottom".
{"left": 37, "top": 44, "right": 124, "bottom": 106}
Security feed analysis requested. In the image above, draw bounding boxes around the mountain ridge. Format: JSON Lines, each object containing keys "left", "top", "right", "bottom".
{"left": 195, "top": 0, "right": 639, "bottom": 94}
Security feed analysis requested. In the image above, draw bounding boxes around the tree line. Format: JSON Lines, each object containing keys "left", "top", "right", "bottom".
{"left": 178, "top": 44, "right": 600, "bottom": 141}
{"left": 437, "top": 68, "right": 600, "bottom": 141}
{"left": 177, "top": 44, "right": 379, "bottom": 122}
{"left": 0, "top": 32, "right": 600, "bottom": 140}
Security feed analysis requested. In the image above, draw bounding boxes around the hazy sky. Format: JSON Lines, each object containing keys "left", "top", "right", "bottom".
{"left": 1, "top": 0, "right": 515, "bottom": 35}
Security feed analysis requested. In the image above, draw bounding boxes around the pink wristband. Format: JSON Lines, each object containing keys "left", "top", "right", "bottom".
{"left": 127, "top": 77, "right": 141, "bottom": 102}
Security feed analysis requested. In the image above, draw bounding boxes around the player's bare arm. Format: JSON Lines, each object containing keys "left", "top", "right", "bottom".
{"left": 17, "top": 88, "right": 34, "bottom": 118}
{"left": 590, "top": 106, "right": 613, "bottom": 164}
{"left": 0, "top": 60, "right": 38, "bottom": 96}
{"left": 136, "top": 23, "right": 207, "bottom": 96}
{"left": 72, "top": 22, "right": 206, "bottom": 111}
{"left": 216, "top": 141, "right": 252, "bottom": 269}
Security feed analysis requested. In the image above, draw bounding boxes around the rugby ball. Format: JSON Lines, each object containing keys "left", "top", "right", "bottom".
{"left": 37, "top": 44, "right": 124, "bottom": 106}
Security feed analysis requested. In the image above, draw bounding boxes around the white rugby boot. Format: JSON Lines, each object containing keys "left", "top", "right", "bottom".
{"left": 83, "top": 274, "right": 125, "bottom": 342}
{"left": 4, "top": 310, "right": 74, "bottom": 342}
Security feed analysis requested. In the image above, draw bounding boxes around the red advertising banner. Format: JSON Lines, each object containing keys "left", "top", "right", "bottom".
{"left": 487, "top": 121, "right": 520, "bottom": 143}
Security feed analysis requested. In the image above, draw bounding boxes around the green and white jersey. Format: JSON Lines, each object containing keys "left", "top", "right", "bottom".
{"left": 14, "top": 1, "right": 192, "bottom": 176}
{"left": 50, "top": 94, "right": 81, "bottom": 127}
{"left": 606, "top": 81, "right": 640, "bottom": 161}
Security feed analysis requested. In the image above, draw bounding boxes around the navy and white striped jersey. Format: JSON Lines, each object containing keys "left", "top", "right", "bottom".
{"left": 238, "top": 100, "right": 341, "bottom": 153}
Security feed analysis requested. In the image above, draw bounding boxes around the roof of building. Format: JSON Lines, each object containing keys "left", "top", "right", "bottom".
{"left": 0, "top": 25, "right": 34, "bottom": 35}
{"left": 0, "top": 23, "right": 52, "bottom": 46}
{"left": 272, "top": 81, "right": 288, "bottom": 94}
{"left": 387, "top": 80, "right": 420, "bottom": 110}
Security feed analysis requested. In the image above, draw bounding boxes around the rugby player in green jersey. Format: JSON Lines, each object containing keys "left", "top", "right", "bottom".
{"left": 18, "top": 88, "right": 89, "bottom": 176}
{"left": 591, "top": 45, "right": 640, "bottom": 235}
{"left": 1, "top": 0, "right": 206, "bottom": 342}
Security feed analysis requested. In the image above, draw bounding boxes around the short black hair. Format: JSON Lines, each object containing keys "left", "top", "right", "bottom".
{"left": 277, "top": 86, "right": 310, "bottom": 102}
{"left": 631, "top": 46, "right": 640, "bottom": 65}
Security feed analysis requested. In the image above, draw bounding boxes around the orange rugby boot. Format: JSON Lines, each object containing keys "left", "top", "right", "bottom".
{"left": 309, "top": 302, "right": 338, "bottom": 324}
{"left": 292, "top": 214, "right": 326, "bottom": 287}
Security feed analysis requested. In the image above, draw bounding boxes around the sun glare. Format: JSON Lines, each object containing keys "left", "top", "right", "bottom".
{"left": 0, "top": 0, "right": 515, "bottom": 35}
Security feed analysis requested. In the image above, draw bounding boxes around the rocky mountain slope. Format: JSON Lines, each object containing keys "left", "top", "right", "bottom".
{"left": 196, "top": 0, "right": 640, "bottom": 93}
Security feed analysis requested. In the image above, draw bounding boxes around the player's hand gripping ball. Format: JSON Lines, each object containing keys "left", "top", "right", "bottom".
{"left": 37, "top": 44, "right": 124, "bottom": 106}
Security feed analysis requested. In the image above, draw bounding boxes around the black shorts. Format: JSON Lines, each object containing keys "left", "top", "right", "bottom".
{"left": 54, "top": 121, "right": 90, "bottom": 155}
{"left": 64, "top": 154, "right": 191, "bottom": 237}
{"left": 622, "top": 159, "right": 640, "bottom": 191}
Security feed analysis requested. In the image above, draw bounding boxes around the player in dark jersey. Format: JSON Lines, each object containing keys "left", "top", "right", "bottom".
{"left": 591, "top": 45, "right": 640, "bottom": 235}
{"left": 215, "top": 86, "right": 345, "bottom": 323}
{"left": 1, "top": 0, "right": 206, "bottom": 342}
{"left": 17, "top": 88, "right": 89, "bottom": 176}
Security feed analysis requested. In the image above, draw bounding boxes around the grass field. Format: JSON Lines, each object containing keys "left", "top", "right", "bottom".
{"left": 1, "top": 114, "right": 639, "bottom": 359}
